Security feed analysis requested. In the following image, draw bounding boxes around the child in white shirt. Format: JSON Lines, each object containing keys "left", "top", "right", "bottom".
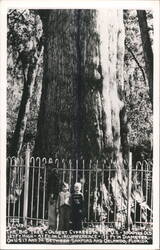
{"left": 56, "top": 182, "right": 71, "bottom": 231}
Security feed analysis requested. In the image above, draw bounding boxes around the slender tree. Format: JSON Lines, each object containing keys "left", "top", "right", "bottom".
{"left": 8, "top": 10, "right": 43, "bottom": 157}
{"left": 10, "top": 41, "right": 43, "bottom": 157}
{"left": 137, "top": 10, "right": 153, "bottom": 106}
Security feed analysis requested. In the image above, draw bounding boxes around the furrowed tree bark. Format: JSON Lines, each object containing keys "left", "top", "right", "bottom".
{"left": 10, "top": 46, "right": 43, "bottom": 157}
{"left": 137, "top": 10, "right": 153, "bottom": 106}
{"left": 73, "top": 10, "right": 82, "bottom": 159}
{"left": 35, "top": 10, "right": 104, "bottom": 159}
{"left": 96, "top": 10, "right": 130, "bottom": 227}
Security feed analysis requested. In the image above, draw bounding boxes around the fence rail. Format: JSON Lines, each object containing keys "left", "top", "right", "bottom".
{"left": 6, "top": 148, "right": 153, "bottom": 230}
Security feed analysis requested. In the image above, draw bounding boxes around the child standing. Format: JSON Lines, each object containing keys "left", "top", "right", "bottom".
{"left": 48, "top": 193, "right": 58, "bottom": 230}
{"left": 56, "top": 182, "right": 71, "bottom": 231}
{"left": 71, "top": 182, "right": 84, "bottom": 230}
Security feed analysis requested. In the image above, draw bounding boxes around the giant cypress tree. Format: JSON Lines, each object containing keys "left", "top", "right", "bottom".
{"left": 34, "top": 9, "right": 129, "bottom": 225}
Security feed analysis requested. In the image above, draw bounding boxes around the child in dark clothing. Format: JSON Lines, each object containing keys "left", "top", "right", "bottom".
{"left": 56, "top": 182, "right": 71, "bottom": 231}
{"left": 47, "top": 168, "right": 59, "bottom": 230}
{"left": 71, "top": 182, "right": 84, "bottom": 230}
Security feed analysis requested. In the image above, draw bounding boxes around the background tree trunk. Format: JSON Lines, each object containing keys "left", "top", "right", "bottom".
{"left": 137, "top": 10, "right": 153, "bottom": 106}
{"left": 10, "top": 46, "right": 43, "bottom": 157}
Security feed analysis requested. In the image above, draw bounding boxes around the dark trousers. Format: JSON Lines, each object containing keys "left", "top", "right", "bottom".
{"left": 58, "top": 205, "right": 70, "bottom": 231}
{"left": 72, "top": 209, "right": 83, "bottom": 230}
{"left": 48, "top": 199, "right": 57, "bottom": 230}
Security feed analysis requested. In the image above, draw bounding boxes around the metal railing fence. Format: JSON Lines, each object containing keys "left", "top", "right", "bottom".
{"left": 6, "top": 148, "right": 153, "bottom": 229}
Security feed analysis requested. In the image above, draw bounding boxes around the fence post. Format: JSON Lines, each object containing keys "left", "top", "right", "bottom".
{"left": 127, "top": 152, "right": 132, "bottom": 230}
{"left": 23, "top": 144, "right": 30, "bottom": 227}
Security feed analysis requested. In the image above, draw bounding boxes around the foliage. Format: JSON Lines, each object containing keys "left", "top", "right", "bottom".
{"left": 123, "top": 10, "right": 153, "bottom": 156}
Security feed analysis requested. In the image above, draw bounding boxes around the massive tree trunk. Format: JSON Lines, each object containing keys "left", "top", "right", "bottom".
{"left": 137, "top": 10, "right": 153, "bottom": 106}
{"left": 35, "top": 9, "right": 125, "bottom": 159}
{"left": 35, "top": 9, "right": 130, "bottom": 226}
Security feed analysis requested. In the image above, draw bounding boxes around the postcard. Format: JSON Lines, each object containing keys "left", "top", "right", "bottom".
{"left": 0, "top": 0, "right": 159, "bottom": 249}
